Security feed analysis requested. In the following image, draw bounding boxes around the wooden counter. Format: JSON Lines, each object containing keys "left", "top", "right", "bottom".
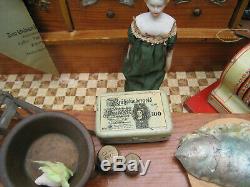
{"left": 0, "top": 112, "right": 250, "bottom": 187}
{"left": 0, "top": 29, "right": 248, "bottom": 74}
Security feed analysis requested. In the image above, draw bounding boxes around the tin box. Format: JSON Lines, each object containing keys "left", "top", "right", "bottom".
{"left": 96, "top": 90, "right": 172, "bottom": 143}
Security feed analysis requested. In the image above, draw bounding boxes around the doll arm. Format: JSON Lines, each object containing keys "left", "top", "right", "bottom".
{"left": 126, "top": 27, "right": 135, "bottom": 59}
{"left": 165, "top": 49, "right": 174, "bottom": 71}
{"left": 165, "top": 34, "right": 177, "bottom": 71}
{"left": 126, "top": 44, "right": 132, "bottom": 59}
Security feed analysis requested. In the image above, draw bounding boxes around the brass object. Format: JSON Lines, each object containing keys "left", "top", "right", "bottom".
{"left": 209, "top": 0, "right": 227, "bottom": 6}
{"left": 175, "top": 0, "right": 191, "bottom": 5}
{"left": 125, "top": 153, "right": 141, "bottom": 176}
{"left": 106, "top": 10, "right": 116, "bottom": 18}
{"left": 193, "top": 8, "right": 202, "bottom": 17}
{"left": 97, "top": 145, "right": 119, "bottom": 173}
{"left": 97, "top": 145, "right": 119, "bottom": 165}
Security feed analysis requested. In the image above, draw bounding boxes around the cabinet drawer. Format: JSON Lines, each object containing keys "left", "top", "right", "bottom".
{"left": 24, "top": 0, "right": 70, "bottom": 32}
{"left": 68, "top": 0, "right": 147, "bottom": 30}
{"left": 166, "top": 0, "right": 238, "bottom": 28}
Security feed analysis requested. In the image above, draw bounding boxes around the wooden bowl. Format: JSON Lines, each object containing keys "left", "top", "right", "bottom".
{"left": 0, "top": 112, "right": 95, "bottom": 187}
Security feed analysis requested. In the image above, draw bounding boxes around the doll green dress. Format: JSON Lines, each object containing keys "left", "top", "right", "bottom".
{"left": 123, "top": 19, "right": 177, "bottom": 91}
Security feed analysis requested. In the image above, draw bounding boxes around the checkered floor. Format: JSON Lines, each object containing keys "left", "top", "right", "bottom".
{"left": 0, "top": 71, "right": 221, "bottom": 113}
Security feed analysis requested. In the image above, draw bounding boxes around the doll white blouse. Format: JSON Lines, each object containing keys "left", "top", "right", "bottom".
{"left": 135, "top": 12, "right": 175, "bottom": 37}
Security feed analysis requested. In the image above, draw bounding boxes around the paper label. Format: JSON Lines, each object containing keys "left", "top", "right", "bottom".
{"left": 0, "top": 0, "right": 58, "bottom": 74}
{"left": 99, "top": 92, "right": 167, "bottom": 131}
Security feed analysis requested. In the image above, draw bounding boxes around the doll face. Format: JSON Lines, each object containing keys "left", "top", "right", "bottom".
{"left": 146, "top": 0, "right": 167, "bottom": 17}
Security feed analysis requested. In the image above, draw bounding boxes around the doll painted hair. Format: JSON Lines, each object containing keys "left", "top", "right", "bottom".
{"left": 145, "top": 0, "right": 169, "bottom": 15}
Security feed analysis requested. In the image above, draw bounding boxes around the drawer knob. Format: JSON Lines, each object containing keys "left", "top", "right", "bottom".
{"left": 193, "top": 8, "right": 202, "bottom": 17}
{"left": 106, "top": 10, "right": 115, "bottom": 18}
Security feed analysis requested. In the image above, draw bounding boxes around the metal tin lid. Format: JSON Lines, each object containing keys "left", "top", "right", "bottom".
{"left": 96, "top": 90, "right": 172, "bottom": 143}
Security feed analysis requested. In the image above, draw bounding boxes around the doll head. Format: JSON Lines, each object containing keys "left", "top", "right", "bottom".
{"left": 145, "top": 0, "right": 169, "bottom": 17}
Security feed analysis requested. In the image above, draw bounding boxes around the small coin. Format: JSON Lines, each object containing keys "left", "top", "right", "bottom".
{"left": 97, "top": 145, "right": 119, "bottom": 173}
{"left": 97, "top": 145, "right": 119, "bottom": 164}
{"left": 125, "top": 153, "right": 141, "bottom": 176}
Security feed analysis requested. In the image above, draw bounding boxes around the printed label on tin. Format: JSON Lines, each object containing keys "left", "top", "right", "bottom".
{"left": 99, "top": 92, "right": 167, "bottom": 131}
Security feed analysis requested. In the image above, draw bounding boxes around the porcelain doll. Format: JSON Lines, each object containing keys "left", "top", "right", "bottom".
{"left": 123, "top": 0, "right": 177, "bottom": 91}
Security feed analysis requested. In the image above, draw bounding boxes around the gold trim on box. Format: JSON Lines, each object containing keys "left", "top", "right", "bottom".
{"left": 243, "top": 89, "right": 250, "bottom": 106}
{"left": 234, "top": 70, "right": 250, "bottom": 94}
{"left": 237, "top": 76, "right": 250, "bottom": 99}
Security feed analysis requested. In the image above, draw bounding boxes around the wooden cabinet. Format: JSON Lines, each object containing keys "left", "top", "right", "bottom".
{"left": 166, "top": 0, "right": 238, "bottom": 28}
{"left": 21, "top": 0, "right": 244, "bottom": 31}
{"left": 0, "top": 0, "right": 247, "bottom": 74}
{"left": 25, "top": 0, "right": 239, "bottom": 32}
{"left": 68, "top": 0, "right": 147, "bottom": 30}
{"left": 24, "top": 0, "right": 73, "bottom": 32}
{"left": 68, "top": 0, "right": 238, "bottom": 30}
